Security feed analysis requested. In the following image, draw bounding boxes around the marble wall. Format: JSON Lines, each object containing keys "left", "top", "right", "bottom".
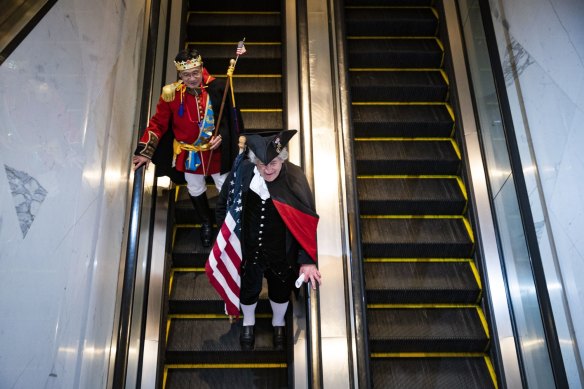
{"left": 0, "top": 0, "right": 146, "bottom": 387}
{"left": 488, "top": 0, "right": 584, "bottom": 382}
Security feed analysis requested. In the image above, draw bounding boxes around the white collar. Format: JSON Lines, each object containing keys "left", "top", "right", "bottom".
{"left": 250, "top": 166, "right": 271, "bottom": 200}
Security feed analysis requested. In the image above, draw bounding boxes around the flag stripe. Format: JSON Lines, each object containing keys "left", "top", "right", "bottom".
{"left": 206, "top": 153, "right": 245, "bottom": 317}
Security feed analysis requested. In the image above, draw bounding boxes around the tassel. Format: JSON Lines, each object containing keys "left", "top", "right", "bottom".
{"left": 179, "top": 102, "right": 184, "bottom": 117}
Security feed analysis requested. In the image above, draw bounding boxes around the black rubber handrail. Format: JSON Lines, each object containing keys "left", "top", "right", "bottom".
{"left": 296, "top": 0, "right": 323, "bottom": 387}
{"left": 333, "top": 0, "right": 371, "bottom": 388}
{"left": 477, "top": 1, "right": 569, "bottom": 387}
{"left": 112, "top": 0, "right": 162, "bottom": 386}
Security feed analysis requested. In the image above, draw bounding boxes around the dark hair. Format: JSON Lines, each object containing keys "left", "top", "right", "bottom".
{"left": 175, "top": 48, "right": 201, "bottom": 63}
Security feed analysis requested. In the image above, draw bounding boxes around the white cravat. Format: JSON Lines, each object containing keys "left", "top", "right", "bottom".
{"left": 250, "top": 166, "right": 271, "bottom": 200}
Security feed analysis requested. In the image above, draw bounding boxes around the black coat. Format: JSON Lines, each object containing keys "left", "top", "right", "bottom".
{"left": 215, "top": 158, "right": 318, "bottom": 268}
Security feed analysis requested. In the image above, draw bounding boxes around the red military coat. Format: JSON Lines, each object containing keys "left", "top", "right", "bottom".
{"left": 137, "top": 70, "right": 230, "bottom": 176}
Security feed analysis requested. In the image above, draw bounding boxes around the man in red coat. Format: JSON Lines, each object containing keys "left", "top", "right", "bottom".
{"left": 133, "top": 49, "right": 240, "bottom": 247}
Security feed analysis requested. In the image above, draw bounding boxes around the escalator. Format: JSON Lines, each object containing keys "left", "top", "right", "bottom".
{"left": 342, "top": 0, "right": 499, "bottom": 387}
{"left": 162, "top": 0, "right": 289, "bottom": 387}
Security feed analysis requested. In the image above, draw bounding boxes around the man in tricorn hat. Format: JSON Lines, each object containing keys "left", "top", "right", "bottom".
{"left": 133, "top": 48, "right": 240, "bottom": 247}
{"left": 215, "top": 129, "right": 322, "bottom": 351}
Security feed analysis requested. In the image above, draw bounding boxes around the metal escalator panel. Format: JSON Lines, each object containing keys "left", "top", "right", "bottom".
{"left": 343, "top": 0, "right": 499, "bottom": 387}
{"left": 163, "top": 1, "right": 289, "bottom": 387}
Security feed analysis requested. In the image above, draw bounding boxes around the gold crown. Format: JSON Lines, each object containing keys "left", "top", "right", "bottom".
{"left": 174, "top": 55, "right": 203, "bottom": 71}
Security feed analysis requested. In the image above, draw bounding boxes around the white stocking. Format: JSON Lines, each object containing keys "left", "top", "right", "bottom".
{"left": 240, "top": 302, "right": 257, "bottom": 326}
{"left": 270, "top": 300, "right": 289, "bottom": 327}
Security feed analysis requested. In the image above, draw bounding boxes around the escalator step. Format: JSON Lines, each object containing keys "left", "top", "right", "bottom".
{"left": 360, "top": 218, "right": 473, "bottom": 258}
{"left": 165, "top": 367, "right": 288, "bottom": 389}
{"left": 364, "top": 262, "right": 480, "bottom": 304}
{"left": 169, "top": 271, "right": 271, "bottom": 315}
{"left": 345, "top": 0, "right": 433, "bottom": 6}
{"left": 367, "top": 308, "right": 489, "bottom": 353}
{"left": 188, "top": 0, "right": 281, "bottom": 12}
{"left": 347, "top": 38, "right": 442, "bottom": 69}
{"left": 357, "top": 177, "right": 465, "bottom": 215}
{"left": 166, "top": 318, "right": 286, "bottom": 364}
{"left": 350, "top": 71, "right": 447, "bottom": 102}
{"left": 240, "top": 111, "right": 283, "bottom": 133}
{"left": 187, "top": 13, "right": 281, "bottom": 43}
{"left": 354, "top": 141, "right": 460, "bottom": 175}
{"left": 351, "top": 105, "right": 453, "bottom": 138}
{"left": 230, "top": 77, "right": 283, "bottom": 109}
{"left": 345, "top": 8, "right": 437, "bottom": 37}
{"left": 174, "top": 196, "right": 218, "bottom": 225}
{"left": 173, "top": 227, "right": 210, "bottom": 267}
{"left": 370, "top": 358, "right": 495, "bottom": 389}
{"left": 186, "top": 44, "right": 282, "bottom": 75}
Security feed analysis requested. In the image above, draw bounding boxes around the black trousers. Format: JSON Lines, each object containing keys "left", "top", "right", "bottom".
{"left": 239, "top": 261, "right": 296, "bottom": 304}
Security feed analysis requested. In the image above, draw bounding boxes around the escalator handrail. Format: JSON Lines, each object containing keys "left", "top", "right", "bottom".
{"left": 331, "top": 0, "right": 372, "bottom": 387}
{"left": 296, "top": 0, "right": 323, "bottom": 387}
{"left": 477, "top": 1, "right": 569, "bottom": 387}
{"left": 111, "top": 0, "right": 162, "bottom": 386}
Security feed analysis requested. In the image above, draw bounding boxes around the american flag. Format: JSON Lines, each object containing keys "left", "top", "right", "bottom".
{"left": 205, "top": 153, "right": 245, "bottom": 316}
{"left": 236, "top": 40, "right": 247, "bottom": 56}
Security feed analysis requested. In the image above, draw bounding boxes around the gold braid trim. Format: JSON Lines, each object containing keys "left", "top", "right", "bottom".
{"left": 138, "top": 131, "right": 159, "bottom": 159}
{"left": 161, "top": 80, "right": 183, "bottom": 103}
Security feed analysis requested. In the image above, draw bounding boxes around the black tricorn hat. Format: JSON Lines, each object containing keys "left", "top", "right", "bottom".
{"left": 246, "top": 130, "right": 297, "bottom": 164}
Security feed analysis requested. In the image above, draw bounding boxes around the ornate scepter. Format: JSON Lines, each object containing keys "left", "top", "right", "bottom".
{"left": 205, "top": 39, "right": 246, "bottom": 175}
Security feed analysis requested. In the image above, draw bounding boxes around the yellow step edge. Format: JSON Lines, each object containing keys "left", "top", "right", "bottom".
{"left": 361, "top": 214, "right": 466, "bottom": 220}
{"left": 440, "top": 69, "right": 449, "bottom": 85}
{"left": 168, "top": 313, "right": 271, "bottom": 320}
{"left": 187, "top": 11, "right": 280, "bottom": 15}
{"left": 215, "top": 74, "right": 282, "bottom": 78}
{"left": 463, "top": 218, "right": 475, "bottom": 243}
{"left": 450, "top": 139, "right": 462, "bottom": 159}
{"left": 347, "top": 36, "right": 440, "bottom": 41}
{"left": 455, "top": 176, "right": 468, "bottom": 201}
{"left": 352, "top": 101, "right": 448, "bottom": 106}
{"left": 171, "top": 267, "right": 206, "bottom": 273}
{"left": 174, "top": 223, "right": 201, "bottom": 228}
{"left": 469, "top": 261, "right": 483, "bottom": 290}
{"left": 349, "top": 68, "right": 442, "bottom": 72}
{"left": 371, "top": 352, "right": 487, "bottom": 358}
{"left": 370, "top": 353, "right": 499, "bottom": 386}
{"left": 239, "top": 108, "right": 282, "bottom": 113}
{"left": 368, "top": 304, "right": 479, "bottom": 309}
{"left": 476, "top": 307, "right": 490, "bottom": 338}
{"left": 370, "top": 304, "right": 492, "bottom": 342}
{"left": 345, "top": 5, "right": 435, "bottom": 9}
{"left": 364, "top": 258, "right": 472, "bottom": 263}
{"left": 431, "top": 7, "right": 439, "bottom": 19}
{"left": 165, "top": 363, "right": 287, "bottom": 369}
{"left": 163, "top": 364, "right": 287, "bottom": 388}
{"left": 357, "top": 174, "right": 460, "bottom": 179}
{"left": 186, "top": 42, "right": 281, "bottom": 46}
{"left": 484, "top": 356, "right": 500, "bottom": 389}
{"left": 168, "top": 268, "right": 206, "bottom": 296}
{"left": 354, "top": 137, "right": 453, "bottom": 141}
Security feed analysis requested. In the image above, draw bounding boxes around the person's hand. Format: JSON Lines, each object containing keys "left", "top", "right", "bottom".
{"left": 208, "top": 134, "right": 222, "bottom": 150}
{"left": 132, "top": 155, "right": 151, "bottom": 170}
{"left": 299, "top": 264, "right": 322, "bottom": 289}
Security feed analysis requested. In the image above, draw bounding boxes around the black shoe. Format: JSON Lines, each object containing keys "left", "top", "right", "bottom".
{"left": 200, "top": 222, "right": 213, "bottom": 247}
{"left": 273, "top": 326, "right": 286, "bottom": 350}
{"left": 240, "top": 325, "right": 255, "bottom": 351}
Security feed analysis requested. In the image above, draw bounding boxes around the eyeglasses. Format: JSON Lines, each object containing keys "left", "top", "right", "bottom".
{"left": 180, "top": 70, "right": 202, "bottom": 79}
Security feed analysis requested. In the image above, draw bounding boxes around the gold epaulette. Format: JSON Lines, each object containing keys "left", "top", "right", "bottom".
{"left": 161, "top": 80, "right": 183, "bottom": 102}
